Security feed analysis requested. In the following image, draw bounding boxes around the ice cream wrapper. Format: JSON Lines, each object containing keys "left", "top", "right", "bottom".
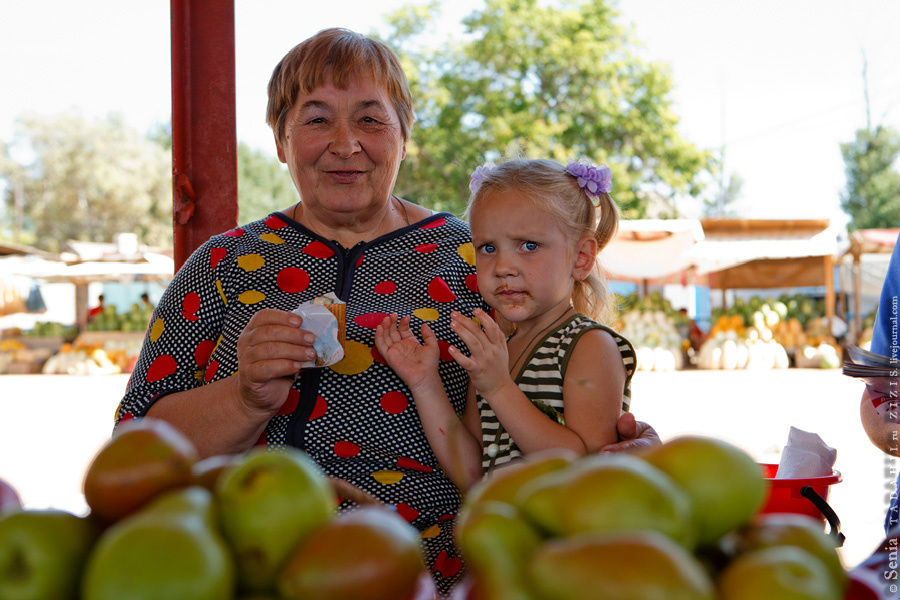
{"left": 291, "top": 302, "right": 344, "bottom": 368}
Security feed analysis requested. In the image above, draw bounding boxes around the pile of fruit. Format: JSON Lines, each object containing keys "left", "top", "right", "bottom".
{"left": 0, "top": 339, "right": 54, "bottom": 374}
{"left": 453, "top": 437, "right": 850, "bottom": 599}
{"left": 25, "top": 321, "right": 79, "bottom": 339}
{"left": 87, "top": 302, "right": 154, "bottom": 332}
{"left": 40, "top": 342, "right": 128, "bottom": 375}
{"left": 613, "top": 292, "right": 687, "bottom": 371}
{"left": 0, "top": 419, "right": 433, "bottom": 600}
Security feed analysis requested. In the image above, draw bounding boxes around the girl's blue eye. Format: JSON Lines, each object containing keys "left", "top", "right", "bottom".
{"left": 479, "top": 244, "right": 495, "bottom": 255}
{"left": 522, "top": 241, "right": 539, "bottom": 252}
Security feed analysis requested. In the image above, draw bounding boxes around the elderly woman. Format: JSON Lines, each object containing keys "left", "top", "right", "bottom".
{"left": 118, "top": 28, "right": 655, "bottom": 593}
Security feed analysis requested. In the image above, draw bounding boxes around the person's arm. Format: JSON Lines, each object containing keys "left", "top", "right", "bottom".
{"left": 147, "top": 309, "right": 317, "bottom": 458}
{"left": 374, "top": 314, "right": 483, "bottom": 488}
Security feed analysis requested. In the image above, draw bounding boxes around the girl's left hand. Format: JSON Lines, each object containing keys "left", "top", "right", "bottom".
{"left": 374, "top": 314, "right": 440, "bottom": 392}
{"left": 449, "top": 308, "right": 512, "bottom": 396}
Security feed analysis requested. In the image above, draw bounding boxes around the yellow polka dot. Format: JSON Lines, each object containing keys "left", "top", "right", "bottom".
{"left": 457, "top": 242, "right": 475, "bottom": 266}
{"left": 329, "top": 340, "right": 374, "bottom": 375}
{"left": 238, "top": 290, "right": 266, "bottom": 304}
{"left": 420, "top": 524, "right": 441, "bottom": 539}
{"left": 194, "top": 370, "right": 204, "bottom": 382}
{"left": 212, "top": 334, "right": 223, "bottom": 356}
{"left": 413, "top": 308, "right": 439, "bottom": 322}
{"left": 237, "top": 253, "right": 265, "bottom": 272}
{"left": 372, "top": 470, "right": 404, "bottom": 485}
{"left": 260, "top": 233, "right": 285, "bottom": 244}
{"left": 216, "top": 280, "right": 227, "bottom": 305}
{"left": 149, "top": 318, "right": 164, "bottom": 342}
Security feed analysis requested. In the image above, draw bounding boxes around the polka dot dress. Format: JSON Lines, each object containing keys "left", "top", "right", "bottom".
{"left": 118, "top": 211, "right": 485, "bottom": 594}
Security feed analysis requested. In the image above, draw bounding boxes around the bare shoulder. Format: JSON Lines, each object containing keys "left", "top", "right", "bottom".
{"left": 566, "top": 327, "right": 626, "bottom": 381}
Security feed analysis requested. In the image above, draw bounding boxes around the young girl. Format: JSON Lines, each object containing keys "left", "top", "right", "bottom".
{"left": 375, "top": 158, "right": 635, "bottom": 489}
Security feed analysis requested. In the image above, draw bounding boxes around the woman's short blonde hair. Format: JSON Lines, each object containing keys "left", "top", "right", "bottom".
{"left": 466, "top": 159, "right": 620, "bottom": 323}
{"left": 266, "top": 28, "right": 414, "bottom": 142}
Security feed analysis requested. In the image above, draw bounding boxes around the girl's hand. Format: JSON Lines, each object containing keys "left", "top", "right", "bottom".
{"left": 449, "top": 308, "right": 512, "bottom": 396}
{"left": 374, "top": 314, "right": 440, "bottom": 392}
{"left": 236, "top": 309, "right": 315, "bottom": 416}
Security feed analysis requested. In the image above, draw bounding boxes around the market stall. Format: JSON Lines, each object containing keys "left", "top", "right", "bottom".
{"left": 842, "top": 227, "right": 898, "bottom": 343}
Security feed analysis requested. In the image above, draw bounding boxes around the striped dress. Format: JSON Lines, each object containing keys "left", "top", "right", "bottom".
{"left": 478, "top": 314, "right": 636, "bottom": 473}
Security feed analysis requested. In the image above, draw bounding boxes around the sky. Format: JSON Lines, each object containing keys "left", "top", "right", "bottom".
{"left": 2, "top": 0, "right": 899, "bottom": 227}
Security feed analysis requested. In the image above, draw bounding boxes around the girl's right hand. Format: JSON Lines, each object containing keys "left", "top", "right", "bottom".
{"left": 235, "top": 308, "right": 316, "bottom": 416}
{"left": 448, "top": 308, "right": 512, "bottom": 396}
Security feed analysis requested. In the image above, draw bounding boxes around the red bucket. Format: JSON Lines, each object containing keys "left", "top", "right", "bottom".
{"left": 758, "top": 463, "right": 844, "bottom": 546}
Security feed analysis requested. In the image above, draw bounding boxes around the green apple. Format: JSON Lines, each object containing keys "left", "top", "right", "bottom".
{"left": 735, "top": 513, "right": 847, "bottom": 592}
{"left": 529, "top": 530, "right": 714, "bottom": 600}
{"left": 82, "top": 486, "right": 234, "bottom": 600}
{"left": 456, "top": 501, "right": 542, "bottom": 600}
{"left": 216, "top": 447, "right": 336, "bottom": 593}
{"left": 516, "top": 453, "right": 694, "bottom": 547}
{"left": 0, "top": 509, "right": 97, "bottom": 600}
{"left": 191, "top": 454, "right": 243, "bottom": 492}
{"left": 277, "top": 506, "right": 424, "bottom": 600}
{"left": 83, "top": 417, "right": 198, "bottom": 523}
{"left": 641, "top": 436, "right": 765, "bottom": 545}
{"left": 717, "top": 546, "right": 842, "bottom": 600}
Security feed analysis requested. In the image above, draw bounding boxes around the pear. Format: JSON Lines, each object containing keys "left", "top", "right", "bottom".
{"left": 0, "top": 478, "right": 21, "bottom": 514}
{"left": 277, "top": 506, "right": 424, "bottom": 600}
{"left": 734, "top": 513, "right": 847, "bottom": 592}
{"left": 641, "top": 436, "right": 766, "bottom": 546}
{"left": 516, "top": 454, "right": 694, "bottom": 547}
{"left": 717, "top": 546, "right": 842, "bottom": 600}
{"left": 191, "top": 454, "right": 243, "bottom": 492}
{"left": 456, "top": 500, "right": 542, "bottom": 600}
{"left": 0, "top": 509, "right": 97, "bottom": 600}
{"left": 83, "top": 417, "right": 198, "bottom": 523}
{"left": 460, "top": 449, "right": 575, "bottom": 522}
{"left": 529, "top": 531, "right": 714, "bottom": 600}
{"left": 216, "top": 447, "right": 336, "bottom": 593}
{"left": 82, "top": 486, "right": 234, "bottom": 600}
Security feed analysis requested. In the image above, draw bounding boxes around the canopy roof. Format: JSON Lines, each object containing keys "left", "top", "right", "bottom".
{"left": 603, "top": 219, "right": 704, "bottom": 280}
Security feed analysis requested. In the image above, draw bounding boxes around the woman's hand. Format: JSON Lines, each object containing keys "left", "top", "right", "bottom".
{"left": 599, "top": 412, "right": 661, "bottom": 453}
{"left": 236, "top": 309, "right": 316, "bottom": 416}
{"left": 448, "top": 308, "right": 513, "bottom": 397}
{"left": 374, "top": 314, "right": 440, "bottom": 392}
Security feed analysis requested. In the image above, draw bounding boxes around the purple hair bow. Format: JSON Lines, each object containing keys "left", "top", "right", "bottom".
{"left": 565, "top": 160, "right": 612, "bottom": 199}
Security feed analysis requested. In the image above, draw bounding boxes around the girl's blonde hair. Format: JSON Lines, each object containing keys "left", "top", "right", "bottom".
{"left": 466, "top": 158, "right": 619, "bottom": 323}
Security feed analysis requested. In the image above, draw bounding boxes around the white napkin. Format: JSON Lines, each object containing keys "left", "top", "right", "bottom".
{"left": 774, "top": 426, "right": 836, "bottom": 479}
{"left": 291, "top": 304, "right": 344, "bottom": 368}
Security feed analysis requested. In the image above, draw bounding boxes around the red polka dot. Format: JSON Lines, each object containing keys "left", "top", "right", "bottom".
{"left": 427, "top": 277, "right": 456, "bottom": 303}
{"left": 193, "top": 340, "right": 215, "bottom": 367}
{"left": 395, "top": 503, "right": 419, "bottom": 523}
{"left": 415, "top": 243, "right": 437, "bottom": 253}
{"left": 223, "top": 228, "right": 244, "bottom": 237}
{"left": 420, "top": 218, "right": 446, "bottom": 230}
{"left": 255, "top": 431, "right": 267, "bottom": 447}
{"left": 355, "top": 312, "right": 391, "bottom": 329}
{"left": 438, "top": 513, "right": 455, "bottom": 522}
{"left": 465, "top": 273, "right": 479, "bottom": 294}
{"left": 371, "top": 346, "right": 386, "bottom": 365}
{"left": 119, "top": 411, "right": 134, "bottom": 423}
{"left": 278, "top": 388, "right": 300, "bottom": 415}
{"left": 433, "top": 551, "right": 462, "bottom": 578}
{"left": 146, "top": 355, "right": 177, "bottom": 382}
{"left": 303, "top": 241, "right": 334, "bottom": 259}
{"left": 380, "top": 391, "right": 408, "bottom": 414}
{"left": 437, "top": 340, "right": 453, "bottom": 362}
{"left": 210, "top": 246, "right": 226, "bottom": 270}
{"left": 355, "top": 255, "right": 364, "bottom": 268}
{"left": 203, "top": 361, "right": 219, "bottom": 382}
{"left": 397, "top": 456, "right": 433, "bottom": 472}
{"left": 276, "top": 267, "right": 310, "bottom": 294}
{"left": 374, "top": 281, "right": 397, "bottom": 295}
{"left": 265, "top": 214, "right": 288, "bottom": 229}
{"left": 334, "top": 441, "right": 360, "bottom": 457}
{"left": 309, "top": 396, "right": 327, "bottom": 420}
{"left": 182, "top": 292, "right": 201, "bottom": 321}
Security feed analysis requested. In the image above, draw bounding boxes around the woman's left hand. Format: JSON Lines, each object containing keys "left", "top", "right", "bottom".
{"left": 448, "top": 308, "right": 512, "bottom": 396}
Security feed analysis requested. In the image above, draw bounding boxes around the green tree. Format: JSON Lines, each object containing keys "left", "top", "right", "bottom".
{"left": 236, "top": 142, "right": 298, "bottom": 223}
{"left": 381, "top": 0, "right": 712, "bottom": 217}
{"left": 840, "top": 125, "right": 900, "bottom": 230}
{"left": 0, "top": 112, "right": 172, "bottom": 252}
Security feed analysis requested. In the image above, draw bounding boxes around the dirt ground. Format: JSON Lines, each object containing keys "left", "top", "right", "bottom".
{"left": 0, "top": 369, "right": 890, "bottom": 569}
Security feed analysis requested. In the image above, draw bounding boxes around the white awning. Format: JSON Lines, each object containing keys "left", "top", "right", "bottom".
{"left": 602, "top": 219, "right": 704, "bottom": 280}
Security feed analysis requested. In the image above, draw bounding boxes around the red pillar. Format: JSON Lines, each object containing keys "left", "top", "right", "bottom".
{"left": 170, "top": 0, "right": 238, "bottom": 271}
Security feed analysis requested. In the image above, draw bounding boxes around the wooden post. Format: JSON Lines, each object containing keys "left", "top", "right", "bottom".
{"left": 853, "top": 254, "right": 862, "bottom": 343}
{"left": 824, "top": 254, "right": 835, "bottom": 335}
